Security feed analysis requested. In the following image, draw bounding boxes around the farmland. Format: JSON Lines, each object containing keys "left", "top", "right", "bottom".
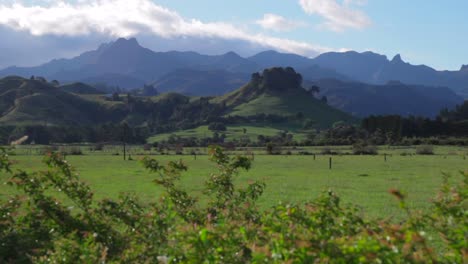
{"left": 2, "top": 145, "right": 466, "bottom": 219}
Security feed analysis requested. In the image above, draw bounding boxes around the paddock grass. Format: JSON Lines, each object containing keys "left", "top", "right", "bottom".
{"left": 147, "top": 124, "right": 311, "bottom": 143}
{"left": 1, "top": 145, "right": 466, "bottom": 220}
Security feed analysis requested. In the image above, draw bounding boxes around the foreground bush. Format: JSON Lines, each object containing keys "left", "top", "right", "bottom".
{"left": 0, "top": 148, "right": 466, "bottom": 263}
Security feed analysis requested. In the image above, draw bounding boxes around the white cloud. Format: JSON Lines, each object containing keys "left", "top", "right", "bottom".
{"left": 0, "top": 0, "right": 332, "bottom": 57}
{"left": 299, "top": 0, "right": 371, "bottom": 32}
{"left": 344, "top": 0, "right": 368, "bottom": 6}
{"left": 256, "top": 13, "right": 305, "bottom": 32}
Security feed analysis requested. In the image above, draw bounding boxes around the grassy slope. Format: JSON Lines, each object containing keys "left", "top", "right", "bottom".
{"left": 0, "top": 77, "right": 139, "bottom": 126}
{"left": 1, "top": 146, "right": 466, "bottom": 219}
{"left": 0, "top": 77, "right": 120, "bottom": 126}
{"left": 228, "top": 90, "right": 353, "bottom": 127}
{"left": 215, "top": 74, "right": 356, "bottom": 128}
{"left": 148, "top": 86, "right": 355, "bottom": 143}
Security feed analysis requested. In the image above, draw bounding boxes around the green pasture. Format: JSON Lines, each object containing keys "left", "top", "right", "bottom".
{"left": 1, "top": 145, "right": 466, "bottom": 219}
{"left": 147, "top": 124, "right": 311, "bottom": 143}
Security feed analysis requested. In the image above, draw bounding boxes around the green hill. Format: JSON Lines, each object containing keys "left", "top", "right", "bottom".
{"left": 218, "top": 67, "right": 354, "bottom": 127}
{"left": 0, "top": 76, "right": 226, "bottom": 130}
{"left": 0, "top": 76, "right": 116, "bottom": 126}
{"left": 0, "top": 72, "right": 356, "bottom": 144}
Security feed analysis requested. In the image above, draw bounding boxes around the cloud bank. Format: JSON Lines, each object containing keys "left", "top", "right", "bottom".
{"left": 0, "top": 0, "right": 331, "bottom": 57}
{"left": 299, "top": 0, "right": 371, "bottom": 32}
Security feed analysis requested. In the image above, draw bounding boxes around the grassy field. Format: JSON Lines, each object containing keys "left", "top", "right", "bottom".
{"left": 147, "top": 124, "right": 312, "bottom": 143}
{"left": 1, "top": 145, "right": 466, "bottom": 220}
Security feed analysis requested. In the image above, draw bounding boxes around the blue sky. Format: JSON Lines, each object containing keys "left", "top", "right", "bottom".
{"left": 0, "top": 0, "right": 467, "bottom": 70}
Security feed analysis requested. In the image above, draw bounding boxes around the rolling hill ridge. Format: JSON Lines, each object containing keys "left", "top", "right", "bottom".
{"left": 0, "top": 77, "right": 116, "bottom": 126}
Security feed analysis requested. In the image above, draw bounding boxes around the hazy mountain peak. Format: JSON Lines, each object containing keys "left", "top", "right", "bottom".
{"left": 362, "top": 51, "right": 386, "bottom": 57}
{"left": 96, "top": 42, "right": 112, "bottom": 51}
{"left": 391, "top": 54, "right": 404, "bottom": 63}
{"left": 255, "top": 50, "right": 280, "bottom": 55}
{"left": 460, "top": 64, "right": 468, "bottom": 71}
{"left": 222, "top": 51, "right": 242, "bottom": 58}
{"left": 110, "top": 37, "right": 141, "bottom": 50}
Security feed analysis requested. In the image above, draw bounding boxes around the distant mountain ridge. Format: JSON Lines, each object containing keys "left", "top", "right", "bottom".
{"left": 310, "top": 79, "right": 463, "bottom": 118}
{"left": 0, "top": 38, "right": 261, "bottom": 87}
{"left": 1, "top": 37, "right": 467, "bottom": 99}
{"left": 153, "top": 69, "right": 249, "bottom": 96}
{"left": 311, "top": 52, "right": 468, "bottom": 98}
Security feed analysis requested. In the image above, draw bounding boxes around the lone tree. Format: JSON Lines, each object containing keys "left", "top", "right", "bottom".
{"left": 309, "top": 85, "right": 320, "bottom": 97}
{"left": 321, "top": 95, "right": 328, "bottom": 104}
{"left": 208, "top": 122, "right": 227, "bottom": 132}
{"left": 50, "top": 80, "right": 60, "bottom": 87}
{"left": 112, "top": 92, "right": 121, "bottom": 101}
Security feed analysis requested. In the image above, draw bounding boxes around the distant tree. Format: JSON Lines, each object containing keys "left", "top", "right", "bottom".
{"left": 265, "top": 142, "right": 281, "bottom": 155}
{"left": 112, "top": 92, "right": 121, "bottom": 101}
{"left": 321, "top": 96, "right": 328, "bottom": 104}
{"left": 302, "top": 119, "right": 316, "bottom": 129}
{"left": 295, "top": 112, "right": 304, "bottom": 120}
{"left": 126, "top": 93, "right": 134, "bottom": 102}
{"left": 266, "top": 142, "right": 275, "bottom": 155}
{"left": 208, "top": 122, "right": 227, "bottom": 131}
{"left": 141, "top": 84, "right": 158, "bottom": 96}
{"left": 50, "top": 80, "right": 60, "bottom": 87}
{"left": 251, "top": 72, "right": 261, "bottom": 85}
{"left": 306, "top": 131, "right": 317, "bottom": 141}
{"left": 352, "top": 141, "right": 378, "bottom": 155}
{"left": 309, "top": 85, "right": 320, "bottom": 97}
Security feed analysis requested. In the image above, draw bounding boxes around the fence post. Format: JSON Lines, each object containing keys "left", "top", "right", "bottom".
{"left": 329, "top": 157, "right": 332, "bottom": 170}
{"left": 123, "top": 143, "right": 126, "bottom": 161}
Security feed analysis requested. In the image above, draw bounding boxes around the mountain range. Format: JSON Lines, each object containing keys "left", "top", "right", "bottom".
{"left": 0, "top": 38, "right": 465, "bottom": 119}
{"left": 1, "top": 38, "right": 467, "bottom": 96}
{"left": 311, "top": 79, "right": 462, "bottom": 118}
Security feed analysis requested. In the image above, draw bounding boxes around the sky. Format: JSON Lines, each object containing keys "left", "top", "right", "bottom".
{"left": 0, "top": 0, "right": 467, "bottom": 70}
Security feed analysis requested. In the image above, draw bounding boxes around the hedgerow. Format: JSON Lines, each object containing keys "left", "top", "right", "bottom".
{"left": 0, "top": 147, "right": 466, "bottom": 263}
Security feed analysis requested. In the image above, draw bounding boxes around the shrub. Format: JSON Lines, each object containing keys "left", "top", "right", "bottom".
{"left": 320, "top": 147, "right": 340, "bottom": 155}
{"left": 320, "top": 147, "right": 332, "bottom": 154}
{"left": 208, "top": 122, "right": 227, "bottom": 131}
{"left": 143, "top": 144, "right": 152, "bottom": 151}
{"left": 93, "top": 143, "right": 104, "bottom": 151}
{"left": 65, "top": 146, "right": 83, "bottom": 155}
{"left": 352, "top": 142, "right": 378, "bottom": 155}
{"left": 265, "top": 142, "right": 281, "bottom": 155}
{"left": 0, "top": 147, "right": 466, "bottom": 263}
{"left": 416, "top": 145, "right": 434, "bottom": 155}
